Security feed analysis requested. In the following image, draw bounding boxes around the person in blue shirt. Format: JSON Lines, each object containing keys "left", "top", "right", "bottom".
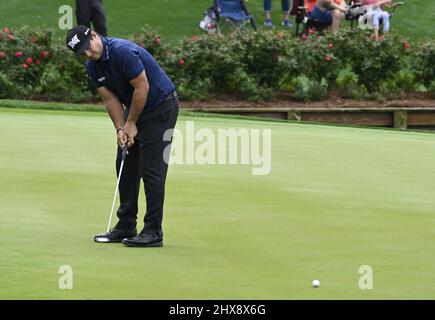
{"left": 66, "top": 25, "right": 179, "bottom": 247}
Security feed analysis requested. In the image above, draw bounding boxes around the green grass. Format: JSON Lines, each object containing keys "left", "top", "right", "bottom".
{"left": 0, "top": 0, "right": 433, "bottom": 43}
{"left": 1, "top": 106, "right": 435, "bottom": 299}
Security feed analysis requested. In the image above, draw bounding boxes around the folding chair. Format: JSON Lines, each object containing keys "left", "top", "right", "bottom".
{"left": 214, "top": 0, "right": 257, "bottom": 34}
{"left": 346, "top": 0, "right": 364, "bottom": 28}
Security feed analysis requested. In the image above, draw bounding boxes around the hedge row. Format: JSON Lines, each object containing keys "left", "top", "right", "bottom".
{"left": 1, "top": 26, "right": 434, "bottom": 103}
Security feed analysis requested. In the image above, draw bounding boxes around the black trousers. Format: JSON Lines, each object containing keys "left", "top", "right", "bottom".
{"left": 115, "top": 96, "right": 179, "bottom": 238}
{"left": 76, "top": 0, "right": 108, "bottom": 36}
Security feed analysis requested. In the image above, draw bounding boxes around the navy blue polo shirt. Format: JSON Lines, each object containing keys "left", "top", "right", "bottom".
{"left": 86, "top": 36, "right": 175, "bottom": 113}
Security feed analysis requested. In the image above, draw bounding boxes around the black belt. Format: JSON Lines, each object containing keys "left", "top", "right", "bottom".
{"left": 164, "top": 91, "right": 178, "bottom": 101}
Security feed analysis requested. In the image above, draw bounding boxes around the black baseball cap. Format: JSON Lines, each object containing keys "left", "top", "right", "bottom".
{"left": 66, "top": 25, "right": 91, "bottom": 57}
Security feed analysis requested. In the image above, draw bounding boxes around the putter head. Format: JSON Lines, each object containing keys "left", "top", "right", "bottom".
{"left": 121, "top": 144, "right": 128, "bottom": 161}
{"left": 94, "top": 236, "right": 111, "bottom": 243}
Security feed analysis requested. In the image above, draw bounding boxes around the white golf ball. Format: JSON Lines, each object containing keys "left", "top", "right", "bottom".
{"left": 312, "top": 279, "right": 320, "bottom": 288}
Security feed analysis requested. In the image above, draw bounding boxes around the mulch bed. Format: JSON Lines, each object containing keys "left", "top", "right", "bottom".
{"left": 180, "top": 92, "right": 435, "bottom": 110}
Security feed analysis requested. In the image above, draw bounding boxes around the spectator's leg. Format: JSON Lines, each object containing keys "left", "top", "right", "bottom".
{"left": 76, "top": 0, "right": 92, "bottom": 27}
{"left": 382, "top": 12, "right": 390, "bottom": 33}
{"left": 264, "top": 0, "right": 273, "bottom": 26}
{"left": 264, "top": 0, "right": 272, "bottom": 14}
{"left": 282, "top": 0, "right": 292, "bottom": 27}
{"left": 331, "top": 9, "right": 344, "bottom": 34}
{"left": 91, "top": 0, "right": 108, "bottom": 36}
{"left": 282, "top": 0, "right": 290, "bottom": 19}
{"left": 372, "top": 12, "right": 380, "bottom": 41}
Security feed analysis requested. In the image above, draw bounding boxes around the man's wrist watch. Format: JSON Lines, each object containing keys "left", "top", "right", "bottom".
{"left": 116, "top": 127, "right": 124, "bottom": 133}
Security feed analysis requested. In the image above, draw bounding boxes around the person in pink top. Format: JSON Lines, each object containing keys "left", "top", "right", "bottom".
{"left": 361, "top": 0, "right": 393, "bottom": 41}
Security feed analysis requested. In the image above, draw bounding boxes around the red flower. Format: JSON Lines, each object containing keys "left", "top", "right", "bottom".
{"left": 308, "top": 28, "right": 316, "bottom": 34}
{"left": 26, "top": 57, "right": 33, "bottom": 65}
{"left": 191, "top": 35, "right": 199, "bottom": 41}
{"left": 22, "top": 63, "right": 28, "bottom": 69}
{"left": 15, "top": 51, "right": 23, "bottom": 58}
{"left": 155, "top": 37, "right": 161, "bottom": 45}
{"left": 178, "top": 59, "right": 185, "bottom": 66}
{"left": 302, "top": 34, "right": 308, "bottom": 41}
{"left": 39, "top": 51, "right": 49, "bottom": 58}
{"left": 7, "top": 34, "right": 14, "bottom": 41}
{"left": 0, "top": 51, "right": 6, "bottom": 60}
{"left": 328, "top": 43, "right": 334, "bottom": 49}
{"left": 324, "top": 55, "right": 332, "bottom": 62}
{"left": 404, "top": 42, "right": 411, "bottom": 49}
{"left": 35, "top": 59, "right": 41, "bottom": 65}
{"left": 3, "top": 27, "right": 10, "bottom": 33}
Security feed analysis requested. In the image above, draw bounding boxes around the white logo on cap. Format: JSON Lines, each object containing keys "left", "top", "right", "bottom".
{"left": 84, "top": 28, "right": 89, "bottom": 35}
{"left": 68, "top": 34, "right": 81, "bottom": 49}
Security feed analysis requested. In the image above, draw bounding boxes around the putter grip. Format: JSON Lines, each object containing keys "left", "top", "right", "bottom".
{"left": 122, "top": 144, "right": 128, "bottom": 161}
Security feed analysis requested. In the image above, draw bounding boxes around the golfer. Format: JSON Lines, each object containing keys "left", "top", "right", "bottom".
{"left": 66, "top": 25, "right": 179, "bottom": 247}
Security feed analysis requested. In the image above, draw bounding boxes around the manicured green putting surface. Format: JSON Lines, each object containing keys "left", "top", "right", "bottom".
{"left": 1, "top": 107, "right": 435, "bottom": 299}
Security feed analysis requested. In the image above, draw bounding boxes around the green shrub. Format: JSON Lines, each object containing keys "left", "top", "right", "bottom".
{"left": 379, "top": 69, "right": 418, "bottom": 98}
{"left": 429, "top": 81, "right": 435, "bottom": 99}
{"left": 129, "top": 26, "right": 171, "bottom": 59}
{"left": 34, "top": 44, "right": 95, "bottom": 102}
{"left": 237, "top": 30, "right": 294, "bottom": 89}
{"left": 335, "top": 66, "right": 367, "bottom": 99}
{"left": 175, "top": 77, "right": 214, "bottom": 101}
{"left": 336, "top": 66, "right": 358, "bottom": 90}
{"left": 0, "top": 72, "right": 17, "bottom": 98}
{"left": 288, "top": 76, "right": 328, "bottom": 102}
{"left": 293, "top": 32, "right": 342, "bottom": 83}
{"left": 0, "top": 26, "right": 52, "bottom": 98}
{"left": 394, "top": 69, "right": 417, "bottom": 92}
{"left": 412, "top": 42, "right": 435, "bottom": 87}
{"left": 348, "top": 34, "right": 403, "bottom": 91}
{"left": 0, "top": 25, "right": 434, "bottom": 102}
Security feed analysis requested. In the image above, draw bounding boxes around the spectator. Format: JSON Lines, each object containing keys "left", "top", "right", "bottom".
{"left": 264, "top": 0, "right": 293, "bottom": 28}
{"left": 362, "top": 0, "right": 393, "bottom": 41}
{"left": 76, "top": 0, "right": 108, "bottom": 36}
{"left": 310, "top": 0, "right": 347, "bottom": 34}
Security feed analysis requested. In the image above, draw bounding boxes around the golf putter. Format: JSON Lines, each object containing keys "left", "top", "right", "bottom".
{"left": 106, "top": 144, "right": 128, "bottom": 232}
